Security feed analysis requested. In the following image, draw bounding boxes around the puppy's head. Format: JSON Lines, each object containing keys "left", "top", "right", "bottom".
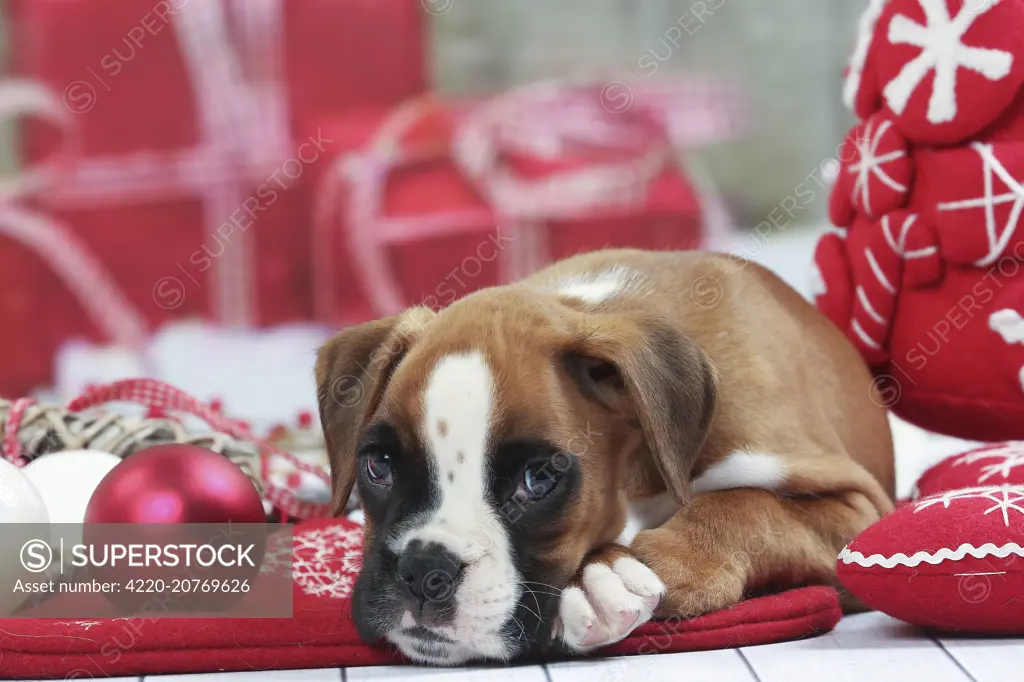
{"left": 315, "top": 288, "right": 716, "bottom": 664}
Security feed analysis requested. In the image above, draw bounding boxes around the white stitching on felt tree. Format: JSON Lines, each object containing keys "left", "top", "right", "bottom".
{"left": 884, "top": 0, "right": 1013, "bottom": 124}
{"left": 937, "top": 143, "right": 1024, "bottom": 267}
{"left": 989, "top": 308, "right": 1024, "bottom": 393}
{"left": 914, "top": 485, "right": 1024, "bottom": 526}
{"left": 849, "top": 118, "right": 908, "bottom": 214}
{"left": 991, "top": 309, "right": 1024, "bottom": 344}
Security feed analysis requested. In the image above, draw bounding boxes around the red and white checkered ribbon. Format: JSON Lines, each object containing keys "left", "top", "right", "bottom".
{"left": 452, "top": 82, "right": 672, "bottom": 222}
{"left": 19, "top": 0, "right": 292, "bottom": 329}
{"left": 2, "top": 380, "right": 333, "bottom": 518}
{"left": 65, "top": 378, "right": 332, "bottom": 520}
{"left": 0, "top": 79, "right": 148, "bottom": 350}
{"left": 2, "top": 397, "right": 37, "bottom": 465}
{"left": 313, "top": 97, "right": 471, "bottom": 319}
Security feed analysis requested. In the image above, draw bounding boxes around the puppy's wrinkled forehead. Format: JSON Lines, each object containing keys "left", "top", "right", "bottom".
{"left": 372, "top": 298, "right": 569, "bottom": 551}
{"left": 379, "top": 297, "right": 566, "bottom": 441}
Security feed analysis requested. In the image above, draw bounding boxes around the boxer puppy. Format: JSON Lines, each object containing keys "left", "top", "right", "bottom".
{"left": 315, "top": 249, "right": 895, "bottom": 666}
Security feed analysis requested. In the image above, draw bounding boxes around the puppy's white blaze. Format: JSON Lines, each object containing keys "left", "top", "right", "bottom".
{"left": 398, "top": 351, "right": 519, "bottom": 659}
{"left": 415, "top": 352, "right": 499, "bottom": 553}
{"left": 616, "top": 492, "right": 677, "bottom": 546}
{"left": 552, "top": 266, "right": 645, "bottom": 304}
{"left": 690, "top": 452, "right": 789, "bottom": 494}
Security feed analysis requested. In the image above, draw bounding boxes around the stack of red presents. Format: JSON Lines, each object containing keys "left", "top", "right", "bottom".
{"left": 0, "top": 0, "right": 745, "bottom": 398}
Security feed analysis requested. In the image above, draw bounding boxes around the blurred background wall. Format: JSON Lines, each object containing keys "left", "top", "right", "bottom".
{"left": 430, "top": 0, "right": 861, "bottom": 227}
{"left": 0, "top": 1, "right": 11, "bottom": 178}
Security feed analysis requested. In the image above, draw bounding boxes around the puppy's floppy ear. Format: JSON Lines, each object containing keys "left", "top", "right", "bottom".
{"left": 567, "top": 315, "right": 718, "bottom": 506}
{"left": 315, "top": 307, "right": 434, "bottom": 515}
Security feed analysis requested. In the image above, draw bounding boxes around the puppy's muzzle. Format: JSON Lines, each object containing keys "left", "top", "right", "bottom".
{"left": 397, "top": 540, "right": 464, "bottom": 615}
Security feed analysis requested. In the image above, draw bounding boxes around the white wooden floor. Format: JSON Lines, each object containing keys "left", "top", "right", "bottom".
{"left": 21, "top": 612, "right": 1022, "bottom": 682}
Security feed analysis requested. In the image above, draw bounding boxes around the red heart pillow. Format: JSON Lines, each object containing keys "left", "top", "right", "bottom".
{"left": 914, "top": 442, "right": 1024, "bottom": 498}
{"left": 837, "top": 484, "right": 1024, "bottom": 634}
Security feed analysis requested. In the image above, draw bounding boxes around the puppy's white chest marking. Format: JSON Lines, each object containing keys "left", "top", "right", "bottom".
{"left": 550, "top": 266, "right": 646, "bottom": 304}
{"left": 616, "top": 492, "right": 678, "bottom": 546}
{"left": 690, "top": 452, "right": 789, "bottom": 494}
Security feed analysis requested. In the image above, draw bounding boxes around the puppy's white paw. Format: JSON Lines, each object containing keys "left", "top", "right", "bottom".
{"left": 555, "top": 557, "right": 665, "bottom": 652}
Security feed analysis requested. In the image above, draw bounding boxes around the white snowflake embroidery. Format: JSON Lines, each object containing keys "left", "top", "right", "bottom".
{"left": 259, "top": 533, "right": 296, "bottom": 577}
{"left": 849, "top": 119, "right": 908, "bottom": 214}
{"left": 914, "top": 485, "right": 1024, "bottom": 526}
{"left": 937, "top": 142, "right": 1024, "bottom": 267}
{"left": 954, "top": 443, "right": 1024, "bottom": 483}
{"left": 292, "top": 525, "right": 364, "bottom": 599}
{"left": 884, "top": 0, "right": 1013, "bottom": 124}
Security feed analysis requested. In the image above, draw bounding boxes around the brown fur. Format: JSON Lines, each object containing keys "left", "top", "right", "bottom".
{"left": 316, "top": 248, "right": 895, "bottom": 622}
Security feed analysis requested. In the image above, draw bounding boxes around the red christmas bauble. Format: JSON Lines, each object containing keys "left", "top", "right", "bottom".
{"left": 85, "top": 444, "right": 265, "bottom": 525}
{"left": 83, "top": 445, "right": 267, "bottom": 616}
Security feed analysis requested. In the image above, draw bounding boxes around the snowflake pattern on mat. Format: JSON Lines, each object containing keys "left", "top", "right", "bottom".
{"left": 884, "top": 0, "right": 1013, "bottom": 124}
{"left": 292, "top": 524, "right": 364, "bottom": 599}
{"left": 938, "top": 143, "right": 1024, "bottom": 267}
{"left": 259, "top": 532, "right": 297, "bottom": 577}
{"left": 914, "top": 485, "right": 1024, "bottom": 526}
{"left": 954, "top": 442, "right": 1024, "bottom": 484}
{"left": 258, "top": 524, "right": 364, "bottom": 598}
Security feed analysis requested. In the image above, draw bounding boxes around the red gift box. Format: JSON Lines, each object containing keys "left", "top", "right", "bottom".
{"left": 311, "top": 82, "right": 745, "bottom": 324}
{"left": 0, "top": 0, "right": 426, "bottom": 396}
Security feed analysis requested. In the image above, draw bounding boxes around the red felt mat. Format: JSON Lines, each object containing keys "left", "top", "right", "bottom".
{"left": 0, "top": 519, "right": 841, "bottom": 679}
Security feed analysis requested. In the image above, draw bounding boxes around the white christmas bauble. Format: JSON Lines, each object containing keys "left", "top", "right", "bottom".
{"left": 23, "top": 450, "right": 122, "bottom": 525}
{"left": 0, "top": 458, "right": 50, "bottom": 616}
{"left": 0, "top": 458, "right": 49, "bottom": 524}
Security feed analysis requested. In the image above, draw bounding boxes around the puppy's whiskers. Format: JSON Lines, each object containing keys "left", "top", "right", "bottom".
{"left": 520, "top": 580, "right": 563, "bottom": 598}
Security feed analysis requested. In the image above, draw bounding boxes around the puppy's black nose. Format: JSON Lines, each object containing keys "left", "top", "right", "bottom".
{"left": 397, "top": 540, "right": 462, "bottom": 607}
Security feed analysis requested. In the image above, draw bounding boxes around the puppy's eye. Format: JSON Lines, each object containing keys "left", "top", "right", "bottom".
{"left": 364, "top": 451, "right": 394, "bottom": 487}
{"left": 516, "top": 460, "right": 561, "bottom": 501}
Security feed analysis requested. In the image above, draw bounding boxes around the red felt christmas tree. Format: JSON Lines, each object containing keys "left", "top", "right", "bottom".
{"left": 814, "top": 0, "right": 1024, "bottom": 441}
